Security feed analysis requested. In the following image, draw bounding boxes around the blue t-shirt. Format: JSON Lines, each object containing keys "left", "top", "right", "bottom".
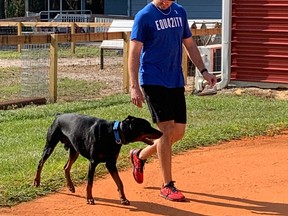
{"left": 130, "top": 2, "right": 192, "bottom": 88}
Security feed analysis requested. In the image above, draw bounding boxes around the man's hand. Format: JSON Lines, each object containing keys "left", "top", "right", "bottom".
{"left": 202, "top": 71, "right": 217, "bottom": 88}
{"left": 130, "top": 86, "right": 145, "bottom": 108}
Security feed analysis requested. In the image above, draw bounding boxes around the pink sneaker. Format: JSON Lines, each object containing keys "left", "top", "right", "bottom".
{"left": 130, "top": 149, "right": 146, "bottom": 184}
{"left": 160, "top": 181, "right": 185, "bottom": 201}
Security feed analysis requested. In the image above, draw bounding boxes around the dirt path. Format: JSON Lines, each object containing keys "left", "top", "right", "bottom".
{"left": 1, "top": 131, "right": 288, "bottom": 216}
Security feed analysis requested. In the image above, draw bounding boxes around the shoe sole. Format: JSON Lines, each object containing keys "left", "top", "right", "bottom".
{"left": 160, "top": 193, "right": 186, "bottom": 202}
{"left": 130, "top": 149, "right": 143, "bottom": 184}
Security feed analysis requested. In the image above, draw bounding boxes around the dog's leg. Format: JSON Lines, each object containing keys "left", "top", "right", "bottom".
{"left": 63, "top": 147, "right": 79, "bottom": 193}
{"left": 86, "top": 160, "right": 98, "bottom": 205}
{"left": 33, "top": 131, "right": 59, "bottom": 187}
{"left": 106, "top": 161, "right": 130, "bottom": 205}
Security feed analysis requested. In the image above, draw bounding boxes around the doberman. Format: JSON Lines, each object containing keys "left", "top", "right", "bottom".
{"left": 34, "top": 113, "right": 162, "bottom": 205}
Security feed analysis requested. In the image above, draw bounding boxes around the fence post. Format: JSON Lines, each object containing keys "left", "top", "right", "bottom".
{"left": 123, "top": 32, "right": 130, "bottom": 93}
{"left": 17, "top": 22, "right": 22, "bottom": 53}
{"left": 71, "top": 22, "right": 76, "bottom": 54}
{"left": 50, "top": 34, "right": 58, "bottom": 103}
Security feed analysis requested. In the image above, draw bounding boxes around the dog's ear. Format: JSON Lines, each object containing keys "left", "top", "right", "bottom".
{"left": 124, "top": 115, "right": 137, "bottom": 123}
{"left": 124, "top": 116, "right": 138, "bottom": 130}
{"left": 127, "top": 115, "right": 135, "bottom": 120}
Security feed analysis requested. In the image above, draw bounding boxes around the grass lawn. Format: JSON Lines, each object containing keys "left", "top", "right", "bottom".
{"left": 0, "top": 93, "right": 288, "bottom": 207}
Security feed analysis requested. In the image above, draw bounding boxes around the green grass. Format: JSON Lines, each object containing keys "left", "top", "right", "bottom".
{"left": 0, "top": 67, "right": 22, "bottom": 100}
{"left": 0, "top": 67, "right": 105, "bottom": 102}
{"left": 58, "top": 45, "right": 101, "bottom": 58}
{"left": 0, "top": 51, "right": 21, "bottom": 59}
{"left": 58, "top": 77, "right": 103, "bottom": 101}
{"left": 0, "top": 93, "right": 288, "bottom": 207}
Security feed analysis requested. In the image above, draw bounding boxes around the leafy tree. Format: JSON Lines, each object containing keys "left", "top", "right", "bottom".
{"left": 0, "top": 0, "right": 5, "bottom": 18}
{"left": 4, "top": 0, "right": 25, "bottom": 18}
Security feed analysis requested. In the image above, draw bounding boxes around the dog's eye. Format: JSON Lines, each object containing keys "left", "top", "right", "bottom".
{"left": 129, "top": 123, "right": 136, "bottom": 130}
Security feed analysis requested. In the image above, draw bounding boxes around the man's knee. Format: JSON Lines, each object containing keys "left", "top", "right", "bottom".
{"left": 172, "top": 124, "right": 186, "bottom": 143}
{"left": 172, "top": 131, "right": 184, "bottom": 143}
{"left": 157, "top": 121, "right": 185, "bottom": 143}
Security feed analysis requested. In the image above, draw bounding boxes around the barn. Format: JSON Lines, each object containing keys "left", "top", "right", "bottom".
{"left": 230, "top": 0, "right": 288, "bottom": 89}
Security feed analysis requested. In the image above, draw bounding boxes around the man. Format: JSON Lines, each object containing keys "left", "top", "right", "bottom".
{"left": 128, "top": 0, "right": 217, "bottom": 201}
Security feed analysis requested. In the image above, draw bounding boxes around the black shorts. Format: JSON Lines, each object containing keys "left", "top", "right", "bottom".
{"left": 142, "top": 85, "right": 186, "bottom": 124}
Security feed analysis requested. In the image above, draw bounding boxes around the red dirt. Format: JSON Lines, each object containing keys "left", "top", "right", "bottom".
{"left": 1, "top": 131, "right": 288, "bottom": 216}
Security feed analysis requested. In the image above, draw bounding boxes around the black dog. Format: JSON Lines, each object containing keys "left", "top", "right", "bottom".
{"left": 34, "top": 113, "right": 162, "bottom": 205}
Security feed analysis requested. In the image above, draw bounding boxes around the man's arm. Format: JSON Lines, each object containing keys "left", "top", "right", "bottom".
{"left": 183, "top": 37, "right": 217, "bottom": 87}
{"left": 128, "top": 40, "right": 145, "bottom": 108}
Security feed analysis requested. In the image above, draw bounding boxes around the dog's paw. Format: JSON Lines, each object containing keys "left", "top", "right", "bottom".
{"left": 68, "top": 185, "right": 75, "bottom": 193}
{"left": 120, "top": 198, "right": 130, "bottom": 205}
{"left": 33, "top": 179, "right": 40, "bottom": 187}
{"left": 87, "top": 198, "right": 95, "bottom": 205}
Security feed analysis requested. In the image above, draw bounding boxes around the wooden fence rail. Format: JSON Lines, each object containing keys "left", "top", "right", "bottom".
{"left": 0, "top": 21, "right": 111, "bottom": 53}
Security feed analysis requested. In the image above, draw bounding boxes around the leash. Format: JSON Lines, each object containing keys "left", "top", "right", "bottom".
{"left": 113, "top": 121, "right": 122, "bottom": 144}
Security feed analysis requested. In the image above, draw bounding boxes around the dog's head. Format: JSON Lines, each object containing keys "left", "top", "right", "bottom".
{"left": 121, "top": 115, "right": 162, "bottom": 145}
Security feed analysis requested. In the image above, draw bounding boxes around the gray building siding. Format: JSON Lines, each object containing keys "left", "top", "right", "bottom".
{"left": 104, "top": 0, "right": 222, "bottom": 19}
{"left": 179, "top": 0, "right": 222, "bottom": 19}
{"left": 130, "top": 0, "right": 149, "bottom": 17}
{"left": 104, "top": 0, "right": 128, "bottom": 16}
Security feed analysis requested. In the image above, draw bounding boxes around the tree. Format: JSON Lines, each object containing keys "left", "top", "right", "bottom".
{"left": 0, "top": 0, "right": 25, "bottom": 18}
{"left": 0, "top": 0, "right": 5, "bottom": 19}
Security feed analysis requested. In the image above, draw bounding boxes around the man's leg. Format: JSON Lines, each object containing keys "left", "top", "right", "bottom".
{"left": 156, "top": 121, "right": 186, "bottom": 201}
{"left": 138, "top": 122, "right": 185, "bottom": 160}
{"left": 130, "top": 122, "right": 185, "bottom": 184}
{"left": 155, "top": 121, "right": 185, "bottom": 185}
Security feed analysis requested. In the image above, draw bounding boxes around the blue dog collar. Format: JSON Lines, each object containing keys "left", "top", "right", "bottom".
{"left": 113, "top": 121, "right": 122, "bottom": 144}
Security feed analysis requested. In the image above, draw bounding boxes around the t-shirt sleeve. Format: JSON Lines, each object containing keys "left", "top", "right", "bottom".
{"left": 131, "top": 13, "right": 146, "bottom": 43}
